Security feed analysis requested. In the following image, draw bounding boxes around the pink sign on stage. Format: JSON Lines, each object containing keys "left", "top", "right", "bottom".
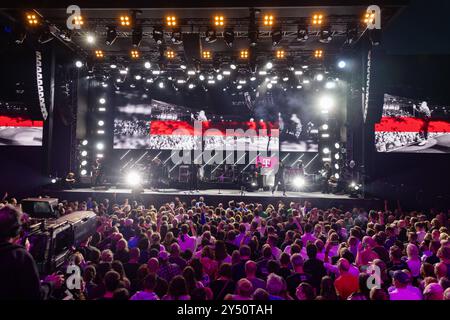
{"left": 255, "top": 156, "right": 278, "bottom": 169}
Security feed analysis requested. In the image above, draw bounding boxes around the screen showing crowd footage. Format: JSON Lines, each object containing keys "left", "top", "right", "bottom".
{"left": 375, "top": 94, "right": 450, "bottom": 153}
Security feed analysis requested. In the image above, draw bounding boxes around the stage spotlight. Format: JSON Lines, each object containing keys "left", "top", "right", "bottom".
{"left": 132, "top": 26, "right": 143, "bottom": 47}
{"left": 325, "top": 81, "right": 336, "bottom": 89}
{"left": 217, "top": 74, "right": 223, "bottom": 81}
{"left": 335, "top": 163, "right": 340, "bottom": 170}
{"left": 267, "top": 83, "right": 273, "bottom": 89}
{"left": 205, "top": 27, "right": 217, "bottom": 43}
{"left": 75, "top": 60, "right": 83, "bottom": 68}
{"left": 171, "top": 28, "right": 182, "bottom": 44}
{"left": 81, "top": 160, "right": 88, "bottom": 166}
{"left": 166, "top": 50, "right": 175, "bottom": 59}
{"left": 335, "top": 153, "right": 340, "bottom": 160}
{"left": 322, "top": 124, "right": 329, "bottom": 130}
{"left": 319, "top": 27, "right": 333, "bottom": 44}
{"left": 334, "top": 173, "right": 340, "bottom": 179}
{"left": 81, "top": 169, "right": 87, "bottom": 176}
{"left": 135, "top": 75, "right": 142, "bottom": 80}
{"left": 323, "top": 147, "right": 330, "bottom": 154}
{"left": 293, "top": 176, "right": 305, "bottom": 188}
{"left": 81, "top": 139, "right": 88, "bottom": 146}
{"left": 152, "top": 26, "right": 164, "bottom": 44}
{"left": 314, "top": 49, "right": 323, "bottom": 59}
{"left": 312, "top": 13, "right": 324, "bottom": 26}
{"left": 144, "top": 61, "right": 151, "bottom": 69}
{"left": 236, "top": 85, "right": 242, "bottom": 90}
{"left": 81, "top": 151, "right": 88, "bottom": 157}
{"left": 158, "top": 82, "right": 165, "bottom": 88}
{"left": 230, "top": 64, "right": 237, "bottom": 70}
{"left": 105, "top": 26, "right": 118, "bottom": 45}
{"left": 214, "top": 15, "right": 225, "bottom": 27}
{"left": 263, "top": 14, "right": 275, "bottom": 26}
{"left": 95, "top": 50, "right": 104, "bottom": 58}
{"left": 240, "top": 50, "right": 249, "bottom": 59}
{"left": 223, "top": 27, "right": 235, "bottom": 47}
{"left": 266, "top": 61, "right": 273, "bottom": 69}
{"left": 120, "top": 15, "right": 131, "bottom": 27}
{"left": 96, "top": 142, "right": 104, "bottom": 150}
{"left": 99, "top": 98, "right": 106, "bottom": 104}
{"left": 316, "top": 74, "right": 324, "bottom": 81}
{"left": 364, "top": 12, "right": 376, "bottom": 26}
{"left": 199, "top": 74, "right": 205, "bottom": 81}
{"left": 188, "top": 83, "right": 195, "bottom": 89}
{"left": 73, "top": 15, "right": 84, "bottom": 27}
{"left": 26, "top": 12, "right": 39, "bottom": 26}
{"left": 130, "top": 50, "right": 140, "bottom": 59}
{"left": 297, "top": 24, "right": 309, "bottom": 42}
{"left": 166, "top": 15, "right": 177, "bottom": 27}
{"left": 202, "top": 50, "right": 212, "bottom": 59}
{"left": 319, "top": 96, "right": 334, "bottom": 110}
{"left": 86, "top": 33, "right": 95, "bottom": 44}
{"left": 250, "top": 76, "right": 256, "bottom": 81}
{"left": 275, "top": 50, "right": 285, "bottom": 59}
{"left": 98, "top": 120, "right": 104, "bottom": 126}
{"left": 335, "top": 142, "right": 340, "bottom": 149}
{"left": 126, "top": 171, "right": 142, "bottom": 187}
{"left": 338, "top": 60, "right": 347, "bottom": 69}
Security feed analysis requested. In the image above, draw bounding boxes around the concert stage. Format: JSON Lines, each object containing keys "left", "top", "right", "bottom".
{"left": 45, "top": 188, "right": 382, "bottom": 210}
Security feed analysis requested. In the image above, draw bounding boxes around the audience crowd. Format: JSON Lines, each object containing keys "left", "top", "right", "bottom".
{"left": 0, "top": 196, "right": 449, "bottom": 301}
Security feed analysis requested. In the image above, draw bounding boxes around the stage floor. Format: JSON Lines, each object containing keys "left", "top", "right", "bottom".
{"left": 45, "top": 188, "right": 382, "bottom": 210}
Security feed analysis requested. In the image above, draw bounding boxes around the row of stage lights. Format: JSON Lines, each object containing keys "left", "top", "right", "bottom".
{"left": 24, "top": 10, "right": 375, "bottom": 60}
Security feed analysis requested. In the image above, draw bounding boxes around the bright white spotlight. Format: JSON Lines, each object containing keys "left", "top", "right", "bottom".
{"left": 267, "top": 83, "right": 273, "bottom": 89}
{"left": 266, "top": 62, "right": 273, "bottom": 69}
{"left": 144, "top": 61, "right": 151, "bottom": 69}
{"left": 86, "top": 34, "right": 95, "bottom": 44}
{"left": 230, "top": 64, "right": 237, "bottom": 70}
{"left": 250, "top": 76, "right": 256, "bottom": 81}
{"left": 199, "top": 74, "right": 205, "bottom": 81}
{"left": 81, "top": 139, "right": 88, "bottom": 146}
{"left": 334, "top": 163, "right": 340, "bottom": 170}
{"left": 354, "top": 185, "right": 360, "bottom": 191}
{"left": 135, "top": 75, "right": 142, "bottom": 80}
{"left": 325, "top": 81, "right": 336, "bottom": 89}
{"left": 319, "top": 96, "right": 334, "bottom": 110}
{"left": 335, "top": 153, "right": 340, "bottom": 160}
{"left": 236, "top": 85, "right": 242, "bottom": 89}
{"left": 350, "top": 182, "right": 356, "bottom": 188}
{"left": 96, "top": 142, "right": 104, "bottom": 150}
{"left": 81, "top": 150, "right": 88, "bottom": 157}
{"left": 51, "top": 178, "right": 57, "bottom": 184}
{"left": 334, "top": 173, "right": 340, "bottom": 179}
{"left": 99, "top": 98, "right": 106, "bottom": 104}
{"left": 80, "top": 169, "right": 87, "bottom": 176}
{"left": 126, "top": 171, "right": 142, "bottom": 186}
{"left": 322, "top": 124, "right": 329, "bottom": 130}
{"left": 293, "top": 176, "right": 305, "bottom": 188}
{"left": 75, "top": 60, "right": 83, "bottom": 68}
{"left": 81, "top": 160, "right": 87, "bottom": 166}
{"left": 110, "top": 64, "right": 117, "bottom": 69}
{"left": 335, "top": 142, "right": 340, "bottom": 149}
{"left": 180, "top": 64, "right": 187, "bottom": 70}
{"left": 323, "top": 147, "right": 330, "bottom": 154}
{"left": 188, "top": 83, "right": 195, "bottom": 89}
{"left": 158, "top": 82, "right": 164, "bottom": 88}
{"left": 98, "top": 120, "right": 104, "bottom": 126}
{"left": 217, "top": 74, "right": 223, "bottom": 80}
{"left": 316, "top": 74, "right": 324, "bottom": 81}
{"left": 338, "top": 60, "right": 346, "bottom": 69}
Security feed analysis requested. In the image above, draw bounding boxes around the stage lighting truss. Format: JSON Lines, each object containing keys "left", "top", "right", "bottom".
{"left": 95, "top": 50, "right": 104, "bottom": 58}
{"left": 152, "top": 26, "right": 164, "bottom": 44}
{"left": 214, "top": 15, "right": 225, "bottom": 27}
{"left": 171, "top": 28, "right": 182, "bottom": 44}
{"left": 223, "top": 27, "right": 235, "bottom": 47}
{"left": 205, "top": 27, "right": 218, "bottom": 43}
{"left": 120, "top": 15, "right": 131, "bottom": 27}
{"left": 130, "top": 49, "right": 139, "bottom": 58}
{"left": 166, "top": 15, "right": 177, "bottom": 27}
{"left": 38, "top": 28, "right": 54, "bottom": 44}
{"left": 319, "top": 26, "right": 333, "bottom": 44}
{"left": 271, "top": 25, "right": 282, "bottom": 46}
{"left": 105, "top": 26, "right": 118, "bottom": 45}
{"left": 132, "top": 26, "right": 143, "bottom": 47}
{"left": 26, "top": 12, "right": 39, "bottom": 26}
{"left": 312, "top": 13, "right": 324, "bottom": 26}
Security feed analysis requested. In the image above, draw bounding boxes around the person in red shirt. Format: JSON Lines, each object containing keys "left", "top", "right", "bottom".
{"left": 334, "top": 258, "right": 359, "bottom": 300}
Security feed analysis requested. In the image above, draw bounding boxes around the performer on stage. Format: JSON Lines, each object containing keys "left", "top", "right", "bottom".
{"left": 150, "top": 156, "right": 163, "bottom": 189}
{"left": 320, "top": 163, "right": 332, "bottom": 194}
{"left": 190, "top": 163, "right": 199, "bottom": 192}
{"left": 413, "top": 101, "right": 432, "bottom": 146}
{"left": 271, "top": 161, "right": 286, "bottom": 196}
{"left": 92, "top": 159, "right": 104, "bottom": 187}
